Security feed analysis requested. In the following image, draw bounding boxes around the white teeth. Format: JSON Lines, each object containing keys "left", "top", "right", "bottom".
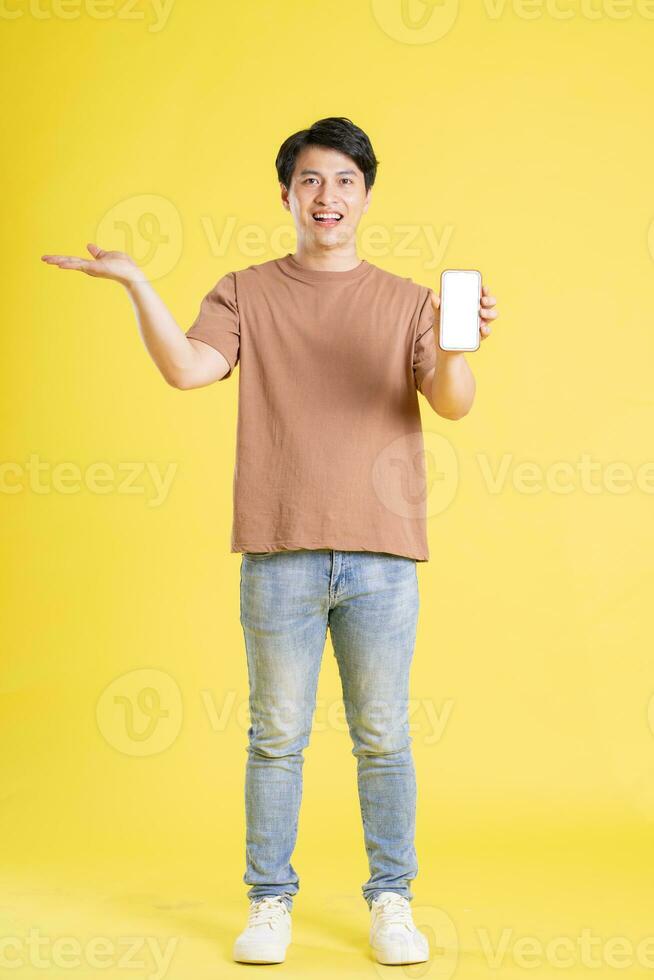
{"left": 314, "top": 212, "right": 342, "bottom": 220}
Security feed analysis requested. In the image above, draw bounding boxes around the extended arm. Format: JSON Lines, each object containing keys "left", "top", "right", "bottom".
{"left": 420, "top": 351, "right": 476, "bottom": 420}
{"left": 420, "top": 285, "right": 498, "bottom": 420}
{"left": 124, "top": 278, "right": 229, "bottom": 389}
{"left": 41, "top": 243, "right": 228, "bottom": 389}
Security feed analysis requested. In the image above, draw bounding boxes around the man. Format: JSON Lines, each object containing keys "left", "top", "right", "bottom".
{"left": 42, "top": 116, "right": 499, "bottom": 966}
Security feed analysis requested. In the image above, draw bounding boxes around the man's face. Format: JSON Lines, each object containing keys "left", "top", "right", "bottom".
{"left": 281, "top": 145, "right": 371, "bottom": 251}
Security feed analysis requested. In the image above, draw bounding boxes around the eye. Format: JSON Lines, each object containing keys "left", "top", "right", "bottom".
{"left": 341, "top": 177, "right": 353, "bottom": 184}
{"left": 303, "top": 177, "right": 318, "bottom": 184}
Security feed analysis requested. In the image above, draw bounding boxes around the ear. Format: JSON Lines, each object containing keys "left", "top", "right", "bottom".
{"left": 362, "top": 186, "right": 372, "bottom": 214}
{"left": 280, "top": 182, "right": 290, "bottom": 212}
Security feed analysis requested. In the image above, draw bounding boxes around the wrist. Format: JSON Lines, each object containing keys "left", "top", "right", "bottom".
{"left": 123, "top": 272, "right": 149, "bottom": 294}
{"left": 437, "top": 346, "right": 465, "bottom": 362}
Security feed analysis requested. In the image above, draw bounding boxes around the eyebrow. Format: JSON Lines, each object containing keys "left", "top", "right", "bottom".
{"left": 298, "top": 169, "right": 358, "bottom": 176}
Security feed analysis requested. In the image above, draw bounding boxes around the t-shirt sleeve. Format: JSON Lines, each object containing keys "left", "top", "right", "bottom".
{"left": 412, "top": 289, "right": 437, "bottom": 392}
{"left": 185, "top": 271, "right": 240, "bottom": 379}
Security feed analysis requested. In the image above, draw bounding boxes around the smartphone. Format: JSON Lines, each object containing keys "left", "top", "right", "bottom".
{"left": 439, "top": 269, "right": 482, "bottom": 352}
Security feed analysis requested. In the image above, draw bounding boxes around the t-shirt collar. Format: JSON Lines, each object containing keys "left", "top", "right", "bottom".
{"left": 276, "top": 252, "right": 372, "bottom": 284}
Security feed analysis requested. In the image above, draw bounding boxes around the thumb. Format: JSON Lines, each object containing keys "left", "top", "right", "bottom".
{"left": 86, "top": 242, "right": 104, "bottom": 258}
{"left": 430, "top": 289, "right": 440, "bottom": 309}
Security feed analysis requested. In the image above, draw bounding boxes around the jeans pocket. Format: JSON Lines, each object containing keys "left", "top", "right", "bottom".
{"left": 243, "top": 551, "right": 277, "bottom": 561}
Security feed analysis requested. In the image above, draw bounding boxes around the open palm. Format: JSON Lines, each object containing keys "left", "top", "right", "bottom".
{"left": 41, "top": 243, "right": 141, "bottom": 285}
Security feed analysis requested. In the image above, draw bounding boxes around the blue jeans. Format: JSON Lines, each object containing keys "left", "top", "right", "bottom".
{"left": 239, "top": 548, "right": 420, "bottom": 912}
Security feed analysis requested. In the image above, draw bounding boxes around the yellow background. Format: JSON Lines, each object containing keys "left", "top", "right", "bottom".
{"left": 2, "top": 0, "right": 653, "bottom": 976}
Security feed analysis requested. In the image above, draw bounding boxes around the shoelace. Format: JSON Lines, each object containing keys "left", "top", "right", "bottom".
{"left": 248, "top": 896, "right": 288, "bottom": 929}
{"left": 373, "top": 894, "right": 415, "bottom": 930}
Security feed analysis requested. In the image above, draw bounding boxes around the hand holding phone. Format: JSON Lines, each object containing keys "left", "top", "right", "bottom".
{"left": 439, "top": 269, "right": 482, "bottom": 352}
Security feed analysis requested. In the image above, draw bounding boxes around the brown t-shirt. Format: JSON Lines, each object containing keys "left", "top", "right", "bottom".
{"left": 186, "top": 252, "right": 437, "bottom": 561}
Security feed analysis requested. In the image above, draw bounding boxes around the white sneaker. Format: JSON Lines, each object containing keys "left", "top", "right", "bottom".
{"left": 233, "top": 895, "right": 292, "bottom": 963}
{"left": 369, "top": 891, "right": 429, "bottom": 965}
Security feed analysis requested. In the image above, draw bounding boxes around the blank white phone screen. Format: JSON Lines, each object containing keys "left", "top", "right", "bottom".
{"left": 440, "top": 270, "right": 480, "bottom": 351}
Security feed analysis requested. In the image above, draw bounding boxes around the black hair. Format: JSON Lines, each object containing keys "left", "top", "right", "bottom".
{"left": 275, "top": 116, "right": 379, "bottom": 193}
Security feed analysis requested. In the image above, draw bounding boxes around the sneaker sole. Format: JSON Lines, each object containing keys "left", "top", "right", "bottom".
{"left": 371, "top": 941, "right": 429, "bottom": 965}
{"left": 233, "top": 942, "right": 289, "bottom": 964}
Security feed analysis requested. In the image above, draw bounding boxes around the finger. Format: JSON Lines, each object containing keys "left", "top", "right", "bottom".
{"left": 480, "top": 323, "right": 492, "bottom": 338}
{"left": 481, "top": 284, "right": 489, "bottom": 296}
{"left": 480, "top": 295, "right": 496, "bottom": 307}
{"left": 42, "top": 254, "right": 91, "bottom": 266}
{"left": 86, "top": 242, "right": 105, "bottom": 257}
{"left": 479, "top": 308, "right": 498, "bottom": 320}
{"left": 57, "top": 259, "right": 93, "bottom": 271}
{"left": 430, "top": 289, "right": 441, "bottom": 308}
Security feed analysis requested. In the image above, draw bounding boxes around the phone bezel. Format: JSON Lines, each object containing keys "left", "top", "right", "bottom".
{"left": 439, "top": 269, "right": 482, "bottom": 352}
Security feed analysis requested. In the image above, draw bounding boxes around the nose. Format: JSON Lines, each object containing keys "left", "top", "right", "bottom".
{"left": 315, "top": 181, "right": 341, "bottom": 207}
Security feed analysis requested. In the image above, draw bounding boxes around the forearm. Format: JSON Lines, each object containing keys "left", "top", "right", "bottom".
{"left": 424, "top": 350, "right": 476, "bottom": 419}
{"left": 124, "top": 278, "right": 197, "bottom": 386}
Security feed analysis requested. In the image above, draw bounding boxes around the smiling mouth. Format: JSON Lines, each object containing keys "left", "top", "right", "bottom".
{"left": 312, "top": 212, "right": 343, "bottom": 225}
